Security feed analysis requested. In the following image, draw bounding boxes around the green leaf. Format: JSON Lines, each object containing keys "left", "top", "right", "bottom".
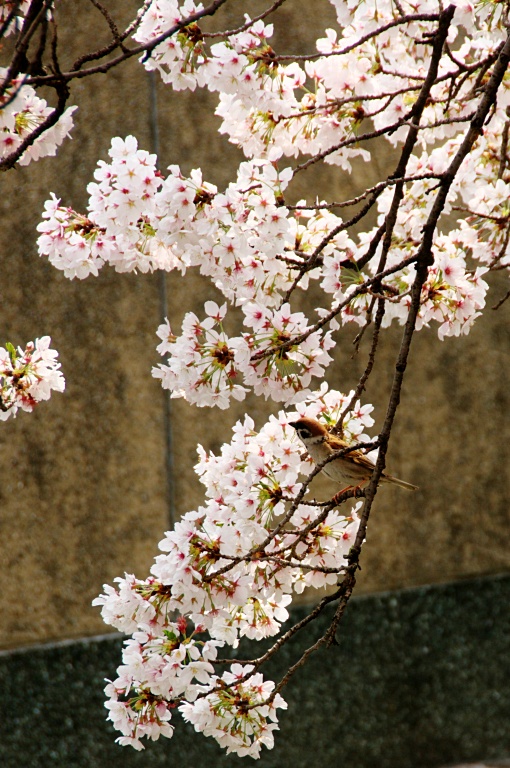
{"left": 5, "top": 342, "right": 17, "bottom": 365}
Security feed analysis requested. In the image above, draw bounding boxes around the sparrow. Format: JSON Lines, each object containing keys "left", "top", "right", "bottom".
{"left": 289, "top": 417, "right": 418, "bottom": 493}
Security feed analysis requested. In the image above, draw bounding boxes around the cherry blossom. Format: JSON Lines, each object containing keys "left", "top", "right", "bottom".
{"left": 0, "top": 68, "right": 76, "bottom": 166}
{"left": 94, "top": 386, "right": 374, "bottom": 751}
{"left": 152, "top": 304, "right": 249, "bottom": 409}
{"left": 0, "top": 337, "right": 65, "bottom": 420}
{"left": 181, "top": 664, "right": 287, "bottom": 758}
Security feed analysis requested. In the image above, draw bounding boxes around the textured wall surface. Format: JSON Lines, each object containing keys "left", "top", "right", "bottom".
{"left": 1, "top": 576, "right": 509, "bottom": 768}
{"left": 0, "top": 0, "right": 509, "bottom": 653}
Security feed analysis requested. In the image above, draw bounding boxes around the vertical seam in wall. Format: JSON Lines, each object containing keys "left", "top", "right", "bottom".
{"left": 148, "top": 70, "right": 176, "bottom": 528}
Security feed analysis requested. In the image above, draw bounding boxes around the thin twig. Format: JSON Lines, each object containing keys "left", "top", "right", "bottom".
{"left": 336, "top": 297, "right": 386, "bottom": 431}
{"left": 201, "top": 0, "right": 288, "bottom": 38}
{"left": 286, "top": 173, "right": 442, "bottom": 211}
{"left": 492, "top": 289, "right": 510, "bottom": 310}
{"left": 275, "top": 13, "right": 441, "bottom": 62}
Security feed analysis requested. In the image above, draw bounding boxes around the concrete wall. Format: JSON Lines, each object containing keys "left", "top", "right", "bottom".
{"left": 0, "top": 0, "right": 508, "bottom": 655}
{"left": 2, "top": 576, "right": 510, "bottom": 768}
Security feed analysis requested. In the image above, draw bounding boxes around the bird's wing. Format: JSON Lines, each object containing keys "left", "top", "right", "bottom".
{"left": 345, "top": 449, "right": 376, "bottom": 472}
{"left": 329, "top": 439, "right": 376, "bottom": 472}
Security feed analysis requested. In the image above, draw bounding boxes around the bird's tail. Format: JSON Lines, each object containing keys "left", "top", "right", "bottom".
{"left": 384, "top": 474, "right": 418, "bottom": 491}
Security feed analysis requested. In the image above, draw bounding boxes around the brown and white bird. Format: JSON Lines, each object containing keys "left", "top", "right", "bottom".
{"left": 289, "top": 417, "right": 418, "bottom": 493}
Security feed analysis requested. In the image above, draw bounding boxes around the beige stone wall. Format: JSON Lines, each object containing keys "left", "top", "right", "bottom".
{"left": 0, "top": 1, "right": 509, "bottom": 650}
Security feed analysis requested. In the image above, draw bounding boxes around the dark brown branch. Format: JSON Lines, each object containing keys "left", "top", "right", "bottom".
{"left": 263, "top": 7, "right": 459, "bottom": 680}
{"left": 1, "top": 0, "right": 49, "bottom": 91}
{"left": 293, "top": 116, "right": 410, "bottom": 175}
{"left": 286, "top": 173, "right": 442, "bottom": 212}
{"left": 383, "top": 7, "right": 457, "bottom": 215}
{"left": 215, "top": 585, "right": 345, "bottom": 667}
{"left": 336, "top": 297, "right": 386, "bottom": 432}
{"left": 492, "top": 289, "right": 510, "bottom": 310}
{"left": 87, "top": 0, "right": 124, "bottom": 48}
{"left": 28, "top": 7, "right": 48, "bottom": 76}
{"left": 498, "top": 116, "right": 510, "bottom": 179}
{"left": 71, "top": 0, "right": 145, "bottom": 71}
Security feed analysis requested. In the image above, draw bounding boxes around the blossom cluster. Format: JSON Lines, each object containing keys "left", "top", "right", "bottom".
{"left": 0, "top": 68, "right": 76, "bottom": 166}
{"left": 316, "top": 141, "right": 493, "bottom": 338}
{"left": 153, "top": 300, "right": 334, "bottom": 408}
{"left": 37, "top": 136, "right": 295, "bottom": 298}
{"left": 99, "top": 0, "right": 508, "bottom": 350}
{"left": 33, "top": 0, "right": 510, "bottom": 365}
{"left": 0, "top": 337, "right": 65, "bottom": 420}
{"left": 37, "top": 126, "right": 500, "bottom": 412}
{"left": 94, "top": 386, "right": 371, "bottom": 753}
{"left": 133, "top": 0, "right": 510, "bottom": 167}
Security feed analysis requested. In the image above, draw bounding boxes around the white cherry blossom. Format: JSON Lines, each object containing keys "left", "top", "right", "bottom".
{"left": 0, "top": 337, "right": 65, "bottom": 420}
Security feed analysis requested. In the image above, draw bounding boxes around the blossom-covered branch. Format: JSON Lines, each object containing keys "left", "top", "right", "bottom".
{"left": 94, "top": 386, "right": 370, "bottom": 754}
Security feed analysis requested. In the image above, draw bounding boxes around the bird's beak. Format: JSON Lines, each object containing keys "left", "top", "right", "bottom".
{"left": 289, "top": 421, "right": 297, "bottom": 428}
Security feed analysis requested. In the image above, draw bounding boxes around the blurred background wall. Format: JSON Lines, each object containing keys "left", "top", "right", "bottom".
{"left": 0, "top": 2, "right": 509, "bottom": 766}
